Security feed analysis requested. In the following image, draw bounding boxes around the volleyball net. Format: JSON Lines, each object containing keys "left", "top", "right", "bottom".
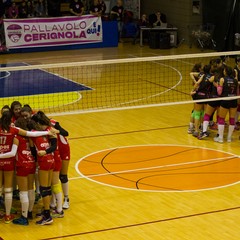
{"left": 1, "top": 50, "right": 240, "bottom": 115}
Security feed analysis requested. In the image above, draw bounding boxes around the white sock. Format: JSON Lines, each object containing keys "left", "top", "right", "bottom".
{"left": 4, "top": 188, "right": 13, "bottom": 216}
{"left": 218, "top": 124, "right": 225, "bottom": 139}
{"left": 20, "top": 191, "right": 29, "bottom": 218}
{"left": 55, "top": 192, "right": 63, "bottom": 213}
{"left": 228, "top": 125, "right": 235, "bottom": 139}
{"left": 28, "top": 189, "right": 35, "bottom": 212}
{"left": 62, "top": 182, "right": 69, "bottom": 198}
{"left": 203, "top": 121, "right": 209, "bottom": 133}
{"left": 50, "top": 193, "right": 56, "bottom": 208}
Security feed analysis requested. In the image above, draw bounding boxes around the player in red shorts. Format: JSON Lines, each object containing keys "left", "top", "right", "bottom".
{"left": 28, "top": 118, "right": 57, "bottom": 225}
{"left": 5, "top": 117, "right": 36, "bottom": 225}
{"left": 50, "top": 118, "right": 70, "bottom": 209}
{"left": 0, "top": 111, "right": 54, "bottom": 224}
{"left": 32, "top": 111, "right": 64, "bottom": 218}
{"left": 20, "top": 105, "right": 42, "bottom": 202}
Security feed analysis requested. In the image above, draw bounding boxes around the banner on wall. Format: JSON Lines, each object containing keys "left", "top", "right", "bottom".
{"left": 3, "top": 15, "right": 102, "bottom": 49}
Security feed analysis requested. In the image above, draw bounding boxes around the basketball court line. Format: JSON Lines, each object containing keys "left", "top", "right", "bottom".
{"left": 74, "top": 144, "right": 240, "bottom": 193}
{"left": 68, "top": 125, "right": 188, "bottom": 140}
{"left": 40, "top": 205, "right": 240, "bottom": 240}
{"left": 76, "top": 155, "right": 236, "bottom": 179}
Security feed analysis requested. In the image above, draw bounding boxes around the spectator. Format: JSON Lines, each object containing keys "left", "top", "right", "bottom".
{"left": 133, "top": 13, "right": 149, "bottom": 44}
{"left": 149, "top": 11, "right": 167, "bottom": 27}
{"left": 47, "top": 0, "right": 61, "bottom": 17}
{"left": 8, "top": 2, "right": 19, "bottom": 18}
{"left": 110, "top": 0, "right": 124, "bottom": 42}
{"left": 26, "top": 1, "right": 35, "bottom": 17}
{"left": 35, "top": 0, "right": 47, "bottom": 17}
{"left": 19, "top": 0, "right": 28, "bottom": 18}
{"left": 99, "top": 0, "right": 106, "bottom": 15}
{"left": 89, "top": 0, "right": 101, "bottom": 17}
{"left": 69, "top": 0, "right": 84, "bottom": 16}
{"left": 0, "top": 0, "right": 5, "bottom": 18}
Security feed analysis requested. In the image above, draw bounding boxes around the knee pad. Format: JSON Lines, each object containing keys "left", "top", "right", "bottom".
{"left": 60, "top": 174, "right": 68, "bottom": 184}
{"left": 19, "top": 191, "right": 29, "bottom": 203}
{"left": 203, "top": 113, "right": 211, "bottom": 121}
{"left": 191, "top": 110, "right": 195, "bottom": 118}
{"left": 229, "top": 118, "right": 235, "bottom": 126}
{"left": 52, "top": 183, "right": 62, "bottom": 194}
{"left": 4, "top": 188, "right": 13, "bottom": 200}
{"left": 40, "top": 186, "right": 51, "bottom": 198}
{"left": 218, "top": 117, "right": 225, "bottom": 125}
{"left": 194, "top": 111, "right": 201, "bottom": 120}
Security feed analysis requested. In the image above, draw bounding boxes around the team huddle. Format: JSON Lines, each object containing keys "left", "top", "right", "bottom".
{"left": 0, "top": 101, "right": 70, "bottom": 226}
{"left": 188, "top": 56, "right": 240, "bottom": 142}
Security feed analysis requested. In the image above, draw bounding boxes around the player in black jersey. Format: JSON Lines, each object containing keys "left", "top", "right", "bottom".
{"left": 234, "top": 56, "right": 240, "bottom": 124}
{"left": 188, "top": 63, "right": 202, "bottom": 134}
{"left": 191, "top": 64, "right": 214, "bottom": 137}
{"left": 214, "top": 66, "right": 238, "bottom": 143}
{"left": 198, "top": 65, "right": 225, "bottom": 139}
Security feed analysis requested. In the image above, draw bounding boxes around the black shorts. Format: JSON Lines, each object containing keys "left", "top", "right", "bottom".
{"left": 220, "top": 99, "right": 238, "bottom": 109}
{"left": 208, "top": 100, "right": 221, "bottom": 108}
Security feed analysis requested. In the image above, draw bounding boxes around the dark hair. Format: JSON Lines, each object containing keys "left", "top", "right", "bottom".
{"left": 1, "top": 105, "right": 11, "bottom": 112}
{"left": 10, "top": 101, "right": 22, "bottom": 111}
{"left": 203, "top": 64, "right": 211, "bottom": 74}
{"left": 27, "top": 119, "right": 42, "bottom": 131}
{"left": 15, "top": 117, "right": 28, "bottom": 130}
{"left": 224, "top": 66, "right": 233, "bottom": 77}
{"left": 0, "top": 111, "right": 12, "bottom": 131}
{"left": 21, "top": 105, "right": 32, "bottom": 114}
{"left": 191, "top": 63, "right": 202, "bottom": 72}
{"left": 209, "top": 58, "right": 222, "bottom": 66}
{"left": 31, "top": 111, "right": 50, "bottom": 126}
{"left": 214, "top": 65, "right": 225, "bottom": 80}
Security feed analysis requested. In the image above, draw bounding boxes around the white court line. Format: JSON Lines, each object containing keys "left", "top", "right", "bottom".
{"left": 74, "top": 144, "right": 240, "bottom": 193}
{"left": 100, "top": 54, "right": 183, "bottom": 108}
{"left": 71, "top": 155, "right": 237, "bottom": 180}
{"left": 0, "top": 71, "right": 11, "bottom": 79}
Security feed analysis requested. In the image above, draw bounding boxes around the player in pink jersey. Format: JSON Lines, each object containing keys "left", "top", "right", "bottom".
{"left": 50, "top": 118, "right": 70, "bottom": 209}
{"left": 0, "top": 111, "right": 54, "bottom": 224}
{"left": 32, "top": 111, "right": 64, "bottom": 218}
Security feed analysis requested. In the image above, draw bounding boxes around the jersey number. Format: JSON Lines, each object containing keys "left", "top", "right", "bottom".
{"left": 0, "top": 136, "right": 7, "bottom": 144}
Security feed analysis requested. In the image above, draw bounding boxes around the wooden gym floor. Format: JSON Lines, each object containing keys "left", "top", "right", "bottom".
{"left": 1, "top": 43, "right": 240, "bottom": 240}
